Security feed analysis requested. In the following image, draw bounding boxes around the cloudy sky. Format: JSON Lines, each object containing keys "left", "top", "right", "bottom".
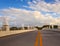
{"left": 0, "top": 0, "right": 60, "bottom": 27}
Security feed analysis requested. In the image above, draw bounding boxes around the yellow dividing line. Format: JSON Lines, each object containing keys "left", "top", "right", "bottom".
{"left": 34, "top": 31, "right": 43, "bottom": 46}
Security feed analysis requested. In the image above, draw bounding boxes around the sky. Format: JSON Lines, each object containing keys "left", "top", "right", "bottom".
{"left": 0, "top": 0, "right": 60, "bottom": 27}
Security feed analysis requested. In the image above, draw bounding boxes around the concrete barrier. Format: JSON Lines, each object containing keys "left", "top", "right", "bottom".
{"left": 0, "top": 29, "right": 35, "bottom": 37}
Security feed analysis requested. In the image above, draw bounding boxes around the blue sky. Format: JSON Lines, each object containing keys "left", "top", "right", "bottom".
{"left": 0, "top": 0, "right": 60, "bottom": 26}
{"left": 45, "top": 0, "right": 55, "bottom": 3}
{"left": 0, "top": 0, "right": 58, "bottom": 16}
{"left": 0, "top": 0, "right": 30, "bottom": 9}
{"left": 0, "top": 0, "right": 55, "bottom": 9}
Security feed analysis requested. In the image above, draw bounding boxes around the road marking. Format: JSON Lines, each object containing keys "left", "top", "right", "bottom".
{"left": 34, "top": 31, "right": 43, "bottom": 46}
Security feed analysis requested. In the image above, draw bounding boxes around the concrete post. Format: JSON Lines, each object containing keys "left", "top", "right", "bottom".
{"left": 49, "top": 25, "right": 51, "bottom": 29}
{"left": 52, "top": 25, "right": 53, "bottom": 29}
{"left": 3, "top": 25, "right": 9, "bottom": 31}
{"left": 22, "top": 24, "right": 24, "bottom": 30}
{"left": 3, "top": 16, "right": 9, "bottom": 31}
{"left": 28, "top": 25, "right": 30, "bottom": 30}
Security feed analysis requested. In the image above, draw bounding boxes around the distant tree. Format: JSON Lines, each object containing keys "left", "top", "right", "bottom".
{"left": 42, "top": 25, "right": 50, "bottom": 28}
{"left": 35, "top": 26, "right": 42, "bottom": 30}
{"left": 50, "top": 25, "right": 52, "bottom": 29}
{"left": 10, "top": 27, "right": 18, "bottom": 30}
{"left": 18, "top": 27, "right": 22, "bottom": 30}
{"left": 53, "top": 25, "right": 58, "bottom": 29}
{"left": 24, "top": 27, "right": 28, "bottom": 30}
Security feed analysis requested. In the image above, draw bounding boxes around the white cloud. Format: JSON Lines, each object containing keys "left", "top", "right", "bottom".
{"left": 27, "top": 0, "right": 60, "bottom": 14}
{"left": 0, "top": 8, "right": 60, "bottom": 26}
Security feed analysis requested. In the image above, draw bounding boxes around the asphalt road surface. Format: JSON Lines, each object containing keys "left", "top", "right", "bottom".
{"left": 0, "top": 30, "right": 60, "bottom": 46}
{"left": 41, "top": 30, "right": 60, "bottom": 46}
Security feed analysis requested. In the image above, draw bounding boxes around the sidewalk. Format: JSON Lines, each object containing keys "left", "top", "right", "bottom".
{"left": 0, "top": 29, "right": 36, "bottom": 37}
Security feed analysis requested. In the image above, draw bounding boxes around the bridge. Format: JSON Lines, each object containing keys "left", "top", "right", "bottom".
{"left": 0, "top": 16, "right": 60, "bottom": 46}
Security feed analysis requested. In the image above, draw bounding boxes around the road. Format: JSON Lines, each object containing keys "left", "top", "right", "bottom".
{"left": 0, "top": 30, "right": 60, "bottom": 46}
{"left": 41, "top": 30, "right": 60, "bottom": 46}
